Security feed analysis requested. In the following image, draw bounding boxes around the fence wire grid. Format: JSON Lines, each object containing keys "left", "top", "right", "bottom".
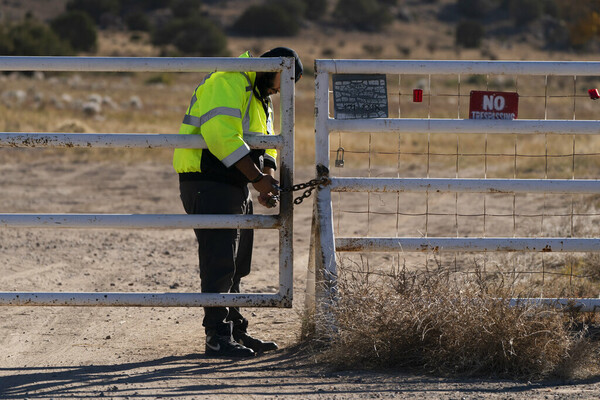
{"left": 327, "top": 72, "right": 600, "bottom": 297}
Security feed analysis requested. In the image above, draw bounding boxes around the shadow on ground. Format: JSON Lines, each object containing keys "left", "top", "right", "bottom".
{"left": 2, "top": 346, "right": 600, "bottom": 399}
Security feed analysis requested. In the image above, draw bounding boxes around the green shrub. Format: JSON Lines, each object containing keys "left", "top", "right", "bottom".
{"left": 66, "top": 0, "right": 120, "bottom": 24}
{"left": 125, "top": 12, "right": 151, "bottom": 31}
{"left": 152, "top": 17, "right": 228, "bottom": 56}
{"left": 467, "top": 74, "right": 487, "bottom": 85}
{"left": 2, "top": 19, "right": 72, "bottom": 56}
{"left": 457, "top": 0, "right": 498, "bottom": 18}
{"left": 456, "top": 20, "right": 484, "bottom": 48}
{"left": 542, "top": 0, "right": 559, "bottom": 17}
{"left": 50, "top": 11, "right": 97, "bottom": 52}
{"left": 232, "top": 4, "right": 300, "bottom": 37}
{"left": 333, "top": 0, "right": 393, "bottom": 32}
{"left": 170, "top": 0, "right": 203, "bottom": 18}
{"left": 0, "top": 25, "right": 15, "bottom": 55}
{"left": 277, "top": 0, "right": 307, "bottom": 17}
{"left": 144, "top": 73, "right": 174, "bottom": 85}
{"left": 302, "top": 0, "right": 328, "bottom": 20}
{"left": 508, "top": 0, "right": 543, "bottom": 25}
{"left": 556, "top": 0, "right": 600, "bottom": 48}
{"left": 120, "top": 0, "right": 170, "bottom": 13}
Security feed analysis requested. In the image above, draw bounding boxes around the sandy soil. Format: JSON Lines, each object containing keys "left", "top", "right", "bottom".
{"left": 1, "top": 155, "right": 600, "bottom": 399}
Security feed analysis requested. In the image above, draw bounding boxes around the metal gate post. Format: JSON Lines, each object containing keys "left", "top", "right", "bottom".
{"left": 305, "top": 199, "right": 318, "bottom": 321}
{"left": 278, "top": 56, "right": 295, "bottom": 306}
{"left": 311, "top": 61, "right": 338, "bottom": 337}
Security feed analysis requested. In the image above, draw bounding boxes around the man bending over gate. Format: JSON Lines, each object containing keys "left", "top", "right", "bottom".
{"left": 173, "top": 47, "right": 303, "bottom": 357}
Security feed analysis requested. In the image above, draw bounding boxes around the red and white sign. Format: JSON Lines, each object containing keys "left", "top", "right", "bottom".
{"left": 469, "top": 91, "right": 519, "bottom": 120}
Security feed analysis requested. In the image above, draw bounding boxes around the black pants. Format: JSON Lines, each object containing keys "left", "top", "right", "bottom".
{"left": 179, "top": 179, "right": 253, "bottom": 332}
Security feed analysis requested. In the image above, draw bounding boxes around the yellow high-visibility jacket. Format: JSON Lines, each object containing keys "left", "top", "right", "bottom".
{"left": 173, "top": 51, "right": 277, "bottom": 185}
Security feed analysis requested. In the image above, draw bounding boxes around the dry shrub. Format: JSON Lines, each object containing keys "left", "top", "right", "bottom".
{"left": 55, "top": 119, "right": 92, "bottom": 133}
{"left": 316, "top": 263, "right": 596, "bottom": 380}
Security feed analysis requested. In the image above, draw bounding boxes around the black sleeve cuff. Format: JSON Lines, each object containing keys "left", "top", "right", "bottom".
{"left": 264, "top": 156, "right": 277, "bottom": 171}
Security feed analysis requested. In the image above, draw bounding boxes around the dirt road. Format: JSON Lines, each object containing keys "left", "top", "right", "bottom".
{"left": 1, "top": 156, "right": 599, "bottom": 399}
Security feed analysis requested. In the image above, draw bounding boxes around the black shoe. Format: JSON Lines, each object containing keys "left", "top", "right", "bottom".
{"left": 233, "top": 331, "right": 279, "bottom": 353}
{"left": 205, "top": 323, "right": 255, "bottom": 358}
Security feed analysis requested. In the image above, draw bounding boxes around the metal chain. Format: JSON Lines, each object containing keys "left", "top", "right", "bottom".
{"left": 275, "top": 165, "right": 331, "bottom": 205}
{"left": 290, "top": 176, "right": 331, "bottom": 205}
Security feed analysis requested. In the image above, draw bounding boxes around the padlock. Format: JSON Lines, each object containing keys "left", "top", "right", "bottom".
{"left": 267, "top": 195, "right": 279, "bottom": 208}
{"left": 335, "top": 147, "right": 345, "bottom": 168}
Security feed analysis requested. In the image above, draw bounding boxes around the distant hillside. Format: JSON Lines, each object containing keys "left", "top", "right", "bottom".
{"left": 1, "top": 0, "right": 598, "bottom": 61}
{"left": 0, "top": 0, "right": 70, "bottom": 22}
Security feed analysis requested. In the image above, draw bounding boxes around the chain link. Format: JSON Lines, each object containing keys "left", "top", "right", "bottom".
{"left": 290, "top": 177, "right": 330, "bottom": 205}
{"left": 277, "top": 165, "right": 330, "bottom": 205}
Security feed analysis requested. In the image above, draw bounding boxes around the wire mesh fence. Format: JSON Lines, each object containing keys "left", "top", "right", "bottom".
{"left": 325, "top": 70, "right": 600, "bottom": 298}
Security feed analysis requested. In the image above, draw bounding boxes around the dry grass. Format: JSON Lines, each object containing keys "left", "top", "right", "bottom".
{"left": 308, "top": 262, "right": 600, "bottom": 380}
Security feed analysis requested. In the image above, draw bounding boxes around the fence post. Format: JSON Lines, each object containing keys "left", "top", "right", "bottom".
{"left": 278, "top": 56, "right": 295, "bottom": 306}
{"left": 304, "top": 200, "right": 318, "bottom": 334}
{"left": 312, "top": 61, "right": 339, "bottom": 337}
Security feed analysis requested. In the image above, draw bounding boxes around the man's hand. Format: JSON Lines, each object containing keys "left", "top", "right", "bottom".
{"left": 259, "top": 193, "right": 279, "bottom": 208}
{"left": 254, "top": 166, "right": 278, "bottom": 208}
{"left": 234, "top": 155, "right": 279, "bottom": 208}
{"left": 253, "top": 174, "right": 279, "bottom": 208}
{"left": 251, "top": 173, "right": 278, "bottom": 194}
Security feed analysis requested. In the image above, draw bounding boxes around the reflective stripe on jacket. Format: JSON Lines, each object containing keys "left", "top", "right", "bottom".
{"left": 173, "top": 51, "right": 277, "bottom": 176}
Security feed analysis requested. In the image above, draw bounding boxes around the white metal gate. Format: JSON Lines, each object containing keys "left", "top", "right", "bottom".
{"left": 0, "top": 56, "right": 295, "bottom": 308}
{"left": 308, "top": 59, "right": 600, "bottom": 314}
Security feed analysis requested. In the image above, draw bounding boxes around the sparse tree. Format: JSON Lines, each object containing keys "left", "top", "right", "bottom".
{"left": 232, "top": 4, "right": 300, "bottom": 37}
{"left": 5, "top": 19, "right": 72, "bottom": 56}
{"left": 0, "top": 25, "right": 15, "bottom": 55}
{"left": 508, "top": 0, "right": 543, "bottom": 25}
{"left": 125, "top": 12, "right": 151, "bottom": 31}
{"left": 65, "top": 0, "right": 120, "bottom": 24}
{"left": 456, "top": 20, "right": 484, "bottom": 48}
{"left": 152, "top": 16, "right": 228, "bottom": 56}
{"left": 51, "top": 11, "right": 97, "bottom": 52}
{"left": 457, "top": 0, "right": 498, "bottom": 18}
{"left": 171, "top": 0, "right": 203, "bottom": 18}
{"left": 302, "top": 0, "right": 327, "bottom": 20}
{"left": 333, "top": 0, "right": 393, "bottom": 32}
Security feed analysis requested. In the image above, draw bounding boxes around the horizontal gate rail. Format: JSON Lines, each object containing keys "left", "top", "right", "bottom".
{"left": 0, "top": 214, "right": 279, "bottom": 229}
{"left": 335, "top": 237, "right": 600, "bottom": 253}
{"left": 316, "top": 59, "right": 600, "bottom": 75}
{"left": 0, "top": 132, "right": 282, "bottom": 149}
{"left": 329, "top": 118, "right": 600, "bottom": 135}
{"left": 0, "top": 292, "right": 285, "bottom": 307}
{"left": 0, "top": 56, "right": 286, "bottom": 72}
{"left": 329, "top": 177, "right": 600, "bottom": 194}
